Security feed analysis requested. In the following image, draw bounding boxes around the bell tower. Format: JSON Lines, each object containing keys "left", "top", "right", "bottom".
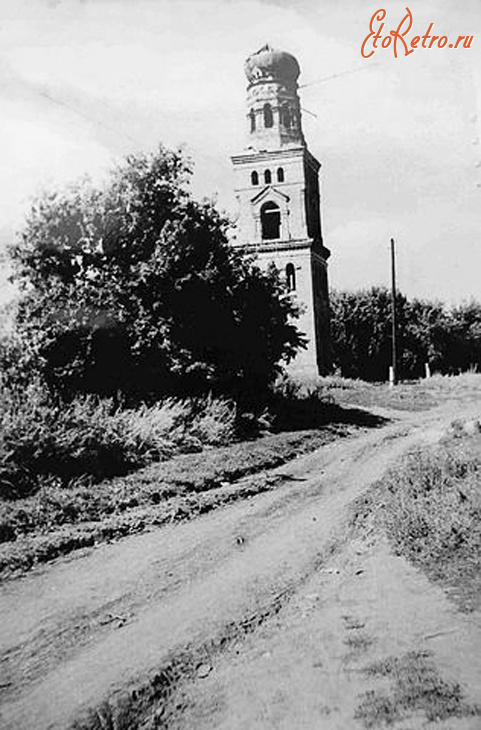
{"left": 231, "top": 45, "right": 331, "bottom": 375}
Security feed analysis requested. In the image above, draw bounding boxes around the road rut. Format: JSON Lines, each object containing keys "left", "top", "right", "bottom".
{"left": 0, "top": 401, "right": 476, "bottom": 729}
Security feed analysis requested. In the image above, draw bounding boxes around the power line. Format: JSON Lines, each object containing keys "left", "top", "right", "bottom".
{"left": 301, "top": 107, "right": 318, "bottom": 119}
{"left": 35, "top": 87, "right": 141, "bottom": 149}
{"left": 299, "top": 62, "right": 378, "bottom": 90}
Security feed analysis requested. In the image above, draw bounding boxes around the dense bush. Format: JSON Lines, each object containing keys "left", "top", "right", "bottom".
{"left": 8, "top": 145, "right": 303, "bottom": 401}
{"left": 330, "top": 288, "right": 481, "bottom": 381}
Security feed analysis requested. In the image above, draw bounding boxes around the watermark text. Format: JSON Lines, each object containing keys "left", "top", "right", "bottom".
{"left": 361, "top": 8, "right": 473, "bottom": 59}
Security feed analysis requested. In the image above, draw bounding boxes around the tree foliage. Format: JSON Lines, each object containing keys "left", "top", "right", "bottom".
{"left": 330, "top": 287, "right": 481, "bottom": 381}
{"left": 8, "top": 146, "right": 304, "bottom": 400}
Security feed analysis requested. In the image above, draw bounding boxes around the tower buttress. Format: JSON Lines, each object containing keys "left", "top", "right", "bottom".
{"left": 231, "top": 45, "right": 331, "bottom": 375}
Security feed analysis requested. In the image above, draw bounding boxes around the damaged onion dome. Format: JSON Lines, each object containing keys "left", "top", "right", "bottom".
{"left": 244, "top": 44, "right": 301, "bottom": 86}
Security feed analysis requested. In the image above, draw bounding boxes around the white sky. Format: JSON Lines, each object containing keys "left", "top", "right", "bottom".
{"left": 1, "top": 0, "right": 480, "bottom": 304}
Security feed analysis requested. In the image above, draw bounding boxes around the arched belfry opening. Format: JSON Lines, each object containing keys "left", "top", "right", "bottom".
{"left": 231, "top": 44, "right": 331, "bottom": 376}
{"left": 261, "top": 202, "right": 281, "bottom": 240}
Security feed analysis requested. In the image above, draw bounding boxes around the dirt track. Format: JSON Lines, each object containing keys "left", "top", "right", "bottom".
{"left": 1, "top": 399, "right": 480, "bottom": 729}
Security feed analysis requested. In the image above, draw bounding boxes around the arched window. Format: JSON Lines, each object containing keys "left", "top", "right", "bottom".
{"left": 251, "top": 170, "right": 259, "bottom": 186}
{"left": 286, "top": 263, "right": 296, "bottom": 291}
{"left": 277, "top": 167, "right": 285, "bottom": 183}
{"left": 263, "top": 103, "right": 273, "bottom": 128}
{"left": 281, "top": 104, "right": 291, "bottom": 128}
{"left": 264, "top": 169, "right": 271, "bottom": 184}
{"left": 261, "top": 202, "right": 281, "bottom": 240}
{"left": 249, "top": 109, "right": 256, "bottom": 132}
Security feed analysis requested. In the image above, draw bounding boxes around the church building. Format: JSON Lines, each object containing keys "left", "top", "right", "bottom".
{"left": 231, "top": 45, "right": 331, "bottom": 375}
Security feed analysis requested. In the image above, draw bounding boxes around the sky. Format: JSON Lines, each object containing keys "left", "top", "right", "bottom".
{"left": 1, "top": 0, "right": 480, "bottom": 305}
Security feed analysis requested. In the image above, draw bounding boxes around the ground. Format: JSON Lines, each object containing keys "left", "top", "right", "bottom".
{"left": 1, "top": 378, "right": 481, "bottom": 729}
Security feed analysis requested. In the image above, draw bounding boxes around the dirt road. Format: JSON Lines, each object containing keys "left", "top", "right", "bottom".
{"left": 1, "top": 400, "right": 480, "bottom": 729}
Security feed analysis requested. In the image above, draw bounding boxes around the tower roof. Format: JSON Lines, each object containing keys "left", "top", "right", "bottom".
{"left": 244, "top": 44, "right": 300, "bottom": 86}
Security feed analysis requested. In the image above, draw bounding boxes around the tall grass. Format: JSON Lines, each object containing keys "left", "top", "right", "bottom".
{"left": 382, "top": 429, "right": 481, "bottom": 607}
{"left": 0, "top": 381, "right": 238, "bottom": 501}
{"left": 0, "top": 371, "right": 341, "bottom": 502}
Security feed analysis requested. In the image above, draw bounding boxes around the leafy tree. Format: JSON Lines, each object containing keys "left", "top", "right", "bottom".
{"left": 402, "top": 298, "right": 452, "bottom": 377}
{"left": 449, "top": 301, "right": 481, "bottom": 372}
{"left": 330, "top": 288, "right": 481, "bottom": 380}
{"left": 330, "top": 287, "right": 407, "bottom": 380}
{"left": 8, "top": 146, "right": 304, "bottom": 401}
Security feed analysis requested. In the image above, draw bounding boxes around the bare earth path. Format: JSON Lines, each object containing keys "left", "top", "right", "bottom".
{"left": 1, "top": 398, "right": 480, "bottom": 729}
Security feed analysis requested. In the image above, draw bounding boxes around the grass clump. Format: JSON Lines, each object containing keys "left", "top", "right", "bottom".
{"left": 382, "top": 430, "right": 481, "bottom": 609}
{"left": 355, "top": 651, "right": 480, "bottom": 727}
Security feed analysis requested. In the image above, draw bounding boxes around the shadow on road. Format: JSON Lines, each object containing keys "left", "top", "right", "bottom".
{"left": 271, "top": 401, "right": 389, "bottom": 433}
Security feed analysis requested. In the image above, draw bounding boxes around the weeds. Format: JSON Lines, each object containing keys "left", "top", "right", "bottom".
{"left": 381, "top": 431, "right": 481, "bottom": 610}
{"left": 344, "top": 632, "right": 373, "bottom": 653}
{"left": 355, "top": 651, "right": 480, "bottom": 727}
{"left": 0, "top": 382, "right": 238, "bottom": 501}
{"left": 0, "top": 373, "right": 351, "bottom": 504}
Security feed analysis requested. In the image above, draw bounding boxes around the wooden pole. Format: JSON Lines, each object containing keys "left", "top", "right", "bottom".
{"left": 390, "top": 237, "right": 397, "bottom": 386}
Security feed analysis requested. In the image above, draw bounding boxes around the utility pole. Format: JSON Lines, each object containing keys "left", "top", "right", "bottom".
{"left": 389, "top": 237, "right": 397, "bottom": 386}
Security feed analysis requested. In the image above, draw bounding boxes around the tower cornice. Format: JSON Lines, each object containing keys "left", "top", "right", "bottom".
{"left": 231, "top": 146, "right": 320, "bottom": 170}
{"left": 234, "top": 238, "right": 330, "bottom": 260}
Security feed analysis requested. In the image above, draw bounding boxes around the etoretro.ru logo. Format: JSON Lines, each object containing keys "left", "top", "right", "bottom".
{"left": 361, "top": 8, "right": 474, "bottom": 59}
